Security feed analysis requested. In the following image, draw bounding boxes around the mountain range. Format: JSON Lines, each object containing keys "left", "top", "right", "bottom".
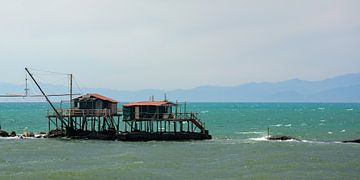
{"left": 1, "top": 73, "right": 359, "bottom": 102}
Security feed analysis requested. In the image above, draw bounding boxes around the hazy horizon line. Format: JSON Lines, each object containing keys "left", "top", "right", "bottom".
{"left": 0, "top": 71, "right": 359, "bottom": 92}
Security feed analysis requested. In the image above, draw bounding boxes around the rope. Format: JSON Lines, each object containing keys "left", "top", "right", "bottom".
{"left": 27, "top": 67, "right": 69, "bottom": 75}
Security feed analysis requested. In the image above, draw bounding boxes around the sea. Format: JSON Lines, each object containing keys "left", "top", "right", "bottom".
{"left": 0, "top": 102, "right": 359, "bottom": 179}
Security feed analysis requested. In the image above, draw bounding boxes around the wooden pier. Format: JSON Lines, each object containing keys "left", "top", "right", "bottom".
{"left": 47, "top": 108, "right": 122, "bottom": 136}
{"left": 22, "top": 67, "right": 211, "bottom": 141}
{"left": 120, "top": 101, "right": 211, "bottom": 141}
{"left": 46, "top": 98, "right": 211, "bottom": 141}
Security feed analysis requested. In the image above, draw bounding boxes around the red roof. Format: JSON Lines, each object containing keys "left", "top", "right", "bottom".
{"left": 74, "top": 93, "right": 118, "bottom": 103}
{"left": 123, "top": 101, "right": 174, "bottom": 107}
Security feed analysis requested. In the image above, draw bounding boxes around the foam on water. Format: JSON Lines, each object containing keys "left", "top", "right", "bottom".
{"left": 0, "top": 136, "right": 37, "bottom": 140}
{"left": 270, "top": 124, "right": 283, "bottom": 127}
{"left": 248, "top": 135, "right": 298, "bottom": 142}
{"left": 248, "top": 135, "right": 349, "bottom": 145}
{"left": 234, "top": 131, "right": 265, "bottom": 135}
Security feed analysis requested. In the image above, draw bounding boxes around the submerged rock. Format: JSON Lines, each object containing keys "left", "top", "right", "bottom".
{"left": 46, "top": 129, "right": 65, "bottom": 138}
{"left": 267, "top": 135, "right": 301, "bottom": 141}
{"left": 23, "top": 131, "right": 35, "bottom": 137}
{"left": 35, "top": 134, "right": 45, "bottom": 138}
{"left": 342, "top": 139, "right": 360, "bottom": 143}
{"left": 10, "top": 131, "right": 16, "bottom": 137}
{"left": 0, "top": 130, "right": 9, "bottom": 137}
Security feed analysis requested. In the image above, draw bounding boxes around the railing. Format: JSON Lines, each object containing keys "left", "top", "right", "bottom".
{"left": 47, "top": 108, "right": 112, "bottom": 117}
{"left": 123, "top": 112, "right": 206, "bottom": 129}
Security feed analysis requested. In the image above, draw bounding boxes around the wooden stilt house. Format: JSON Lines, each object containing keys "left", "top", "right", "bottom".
{"left": 47, "top": 93, "right": 121, "bottom": 138}
{"left": 121, "top": 100, "right": 211, "bottom": 140}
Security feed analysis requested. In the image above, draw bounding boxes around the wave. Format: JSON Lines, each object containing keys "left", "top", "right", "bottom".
{"left": 270, "top": 124, "right": 291, "bottom": 127}
{"left": 270, "top": 124, "right": 283, "bottom": 127}
{"left": 248, "top": 135, "right": 349, "bottom": 145}
{"left": 0, "top": 136, "right": 36, "bottom": 140}
{"left": 249, "top": 136, "right": 297, "bottom": 142}
{"left": 234, "top": 131, "right": 265, "bottom": 135}
{"left": 0, "top": 134, "right": 46, "bottom": 140}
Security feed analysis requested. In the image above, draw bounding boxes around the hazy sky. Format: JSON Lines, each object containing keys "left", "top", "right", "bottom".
{"left": 0, "top": 0, "right": 359, "bottom": 90}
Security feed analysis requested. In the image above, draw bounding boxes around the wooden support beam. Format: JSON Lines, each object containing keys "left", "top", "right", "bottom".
{"left": 98, "top": 117, "right": 100, "bottom": 131}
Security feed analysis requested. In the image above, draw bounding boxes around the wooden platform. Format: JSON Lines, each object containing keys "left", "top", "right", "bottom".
{"left": 47, "top": 128, "right": 212, "bottom": 141}
{"left": 116, "top": 132, "right": 212, "bottom": 141}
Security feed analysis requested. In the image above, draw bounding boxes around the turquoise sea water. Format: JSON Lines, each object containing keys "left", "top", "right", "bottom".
{"left": 0, "top": 102, "right": 359, "bottom": 179}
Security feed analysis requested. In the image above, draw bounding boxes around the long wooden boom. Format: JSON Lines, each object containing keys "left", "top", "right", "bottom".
{"left": 25, "top": 67, "right": 69, "bottom": 127}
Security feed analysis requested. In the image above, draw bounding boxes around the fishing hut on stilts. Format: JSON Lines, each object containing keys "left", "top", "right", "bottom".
{"left": 119, "top": 99, "right": 211, "bottom": 141}
{"left": 47, "top": 93, "right": 122, "bottom": 139}
{"left": 10, "top": 68, "right": 211, "bottom": 141}
{"left": 24, "top": 68, "right": 121, "bottom": 139}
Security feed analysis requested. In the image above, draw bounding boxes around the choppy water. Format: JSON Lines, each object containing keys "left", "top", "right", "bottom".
{"left": 0, "top": 102, "right": 359, "bottom": 179}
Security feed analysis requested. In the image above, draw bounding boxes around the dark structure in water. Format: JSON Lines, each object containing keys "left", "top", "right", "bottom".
{"left": 267, "top": 135, "right": 301, "bottom": 141}
{"left": 47, "top": 93, "right": 122, "bottom": 139}
{"left": 23, "top": 67, "right": 211, "bottom": 141}
{"left": 119, "top": 101, "right": 211, "bottom": 141}
{"left": 47, "top": 95, "right": 211, "bottom": 141}
{"left": 342, "top": 139, "right": 360, "bottom": 143}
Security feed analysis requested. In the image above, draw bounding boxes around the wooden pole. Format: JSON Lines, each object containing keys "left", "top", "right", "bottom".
{"left": 48, "top": 117, "right": 50, "bottom": 132}
{"left": 117, "top": 116, "right": 120, "bottom": 131}
{"left": 25, "top": 68, "right": 68, "bottom": 127}
{"left": 69, "top": 74, "right": 73, "bottom": 129}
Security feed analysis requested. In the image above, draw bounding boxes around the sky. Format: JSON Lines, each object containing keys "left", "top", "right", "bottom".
{"left": 0, "top": 0, "right": 359, "bottom": 90}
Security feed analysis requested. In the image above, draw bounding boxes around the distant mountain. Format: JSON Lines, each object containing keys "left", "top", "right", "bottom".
{"left": 0, "top": 73, "right": 359, "bottom": 102}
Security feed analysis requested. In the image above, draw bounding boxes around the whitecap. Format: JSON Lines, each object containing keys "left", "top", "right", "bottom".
{"left": 328, "top": 132, "right": 333, "bottom": 134}
{"left": 301, "top": 140, "right": 331, "bottom": 144}
{"left": 284, "top": 124, "right": 292, "bottom": 127}
{"left": 346, "top": 108, "right": 354, "bottom": 111}
{"left": 318, "top": 107, "right": 325, "bottom": 110}
{"left": 319, "top": 123, "right": 325, "bottom": 126}
{"left": 249, "top": 136, "right": 268, "bottom": 141}
{"left": 249, "top": 136, "right": 297, "bottom": 142}
{"left": 340, "top": 130, "right": 346, "bottom": 132}
{"left": 234, "top": 131, "right": 264, "bottom": 135}
{"left": 0, "top": 136, "right": 37, "bottom": 140}
{"left": 249, "top": 136, "right": 342, "bottom": 145}
{"left": 270, "top": 124, "right": 283, "bottom": 127}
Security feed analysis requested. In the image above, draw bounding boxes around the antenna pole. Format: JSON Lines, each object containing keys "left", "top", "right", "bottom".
{"left": 25, "top": 68, "right": 68, "bottom": 127}
{"left": 24, "top": 73, "right": 29, "bottom": 96}
{"left": 184, "top": 100, "right": 187, "bottom": 117}
{"left": 69, "top": 74, "right": 73, "bottom": 128}
{"left": 175, "top": 100, "right": 178, "bottom": 118}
